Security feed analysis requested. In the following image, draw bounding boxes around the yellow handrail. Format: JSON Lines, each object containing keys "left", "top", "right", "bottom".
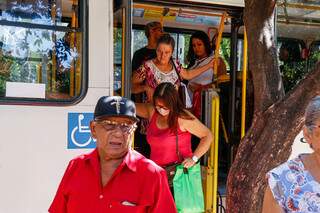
{"left": 37, "top": 64, "right": 42, "bottom": 83}
{"left": 69, "top": 0, "right": 77, "bottom": 97}
{"left": 213, "top": 12, "right": 226, "bottom": 82}
{"left": 205, "top": 91, "right": 220, "bottom": 212}
{"left": 241, "top": 27, "right": 248, "bottom": 139}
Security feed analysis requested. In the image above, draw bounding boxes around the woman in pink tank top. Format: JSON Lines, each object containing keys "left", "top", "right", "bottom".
{"left": 136, "top": 82, "right": 213, "bottom": 168}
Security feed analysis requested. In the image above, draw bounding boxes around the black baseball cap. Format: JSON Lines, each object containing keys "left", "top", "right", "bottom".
{"left": 93, "top": 96, "right": 139, "bottom": 122}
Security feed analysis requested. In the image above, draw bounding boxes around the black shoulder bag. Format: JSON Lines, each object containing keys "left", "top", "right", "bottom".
{"left": 171, "top": 58, "right": 186, "bottom": 107}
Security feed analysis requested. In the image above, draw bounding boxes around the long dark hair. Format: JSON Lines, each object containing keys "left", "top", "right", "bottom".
{"left": 186, "top": 31, "right": 212, "bottom": 68}
{"left": 153, "top": 82, "right": 193, "bottom": 132}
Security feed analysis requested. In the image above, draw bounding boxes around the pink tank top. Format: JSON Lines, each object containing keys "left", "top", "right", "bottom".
{"left": 146, "top": 112, "right": 193, "bottom": 166}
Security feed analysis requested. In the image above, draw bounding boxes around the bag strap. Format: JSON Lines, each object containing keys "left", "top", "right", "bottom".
{"left": 175, "top": 128, "right": 183, "bottom": 162}
{"left": 170, "top": 57, "right": 182, "bottom": 81}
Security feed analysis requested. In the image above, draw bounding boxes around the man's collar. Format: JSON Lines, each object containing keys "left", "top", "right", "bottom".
{"left": 122, "top": 149, "right": 140, "bottom": 172}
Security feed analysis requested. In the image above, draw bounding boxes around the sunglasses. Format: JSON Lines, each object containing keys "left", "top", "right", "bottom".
{"left": 96, "top": 120, "right": 137, "bottom": 134}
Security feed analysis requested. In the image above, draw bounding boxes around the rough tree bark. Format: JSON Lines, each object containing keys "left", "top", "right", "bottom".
{"left": 226, "top": 0, "right": 320, "bottom": 212}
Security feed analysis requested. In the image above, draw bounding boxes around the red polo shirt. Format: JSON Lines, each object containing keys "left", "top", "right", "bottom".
{"left": 49, "top": 149, "right": 177, "bottom": 213}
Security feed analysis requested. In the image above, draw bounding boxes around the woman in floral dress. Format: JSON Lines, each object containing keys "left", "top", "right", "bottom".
{"left": 262, "top": 96, "right": 320, "bottom": 213}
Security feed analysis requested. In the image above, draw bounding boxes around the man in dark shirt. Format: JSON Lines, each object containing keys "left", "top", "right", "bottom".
{"left": 132, "top": 22, "right": 163, "bottom": 157}
{"left": 132, "top": 21, "right": 163, "bottom": 72}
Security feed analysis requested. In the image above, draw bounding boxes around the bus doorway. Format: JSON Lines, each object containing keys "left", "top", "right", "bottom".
{"left": 114, "top": 0, "right": 246, "bottom": 211}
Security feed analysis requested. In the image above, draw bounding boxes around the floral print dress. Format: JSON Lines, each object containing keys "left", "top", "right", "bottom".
{"left": 137, "top": 59, "right": 181, "bottom": 91}
{"left": 136, "top": 59, "right": 181, "bottom": 134}
{"left": 267, "top": 155, "right": 320, "bottom": 212}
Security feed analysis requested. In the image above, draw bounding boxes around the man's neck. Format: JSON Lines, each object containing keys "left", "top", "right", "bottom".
{"left": 99, "top": 157, "right": 124, "bottom": 187}
{"left": 146, "top": 38, "right": 157, "bottom": 49}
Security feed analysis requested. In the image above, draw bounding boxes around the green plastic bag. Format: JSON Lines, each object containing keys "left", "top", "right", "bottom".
{"left": 173, "top": 163, "right": 204, "bottom": 213}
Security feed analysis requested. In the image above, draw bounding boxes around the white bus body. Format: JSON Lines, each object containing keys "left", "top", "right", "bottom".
{"left": 0, "top": 1, "right": 113, "bottom": 212}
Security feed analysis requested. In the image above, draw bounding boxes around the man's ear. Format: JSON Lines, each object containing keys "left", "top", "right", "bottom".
{"left": 90, "top": 121, "right": 97, "bottom": 139}
{"left": 303, "top": 126, "right": 312, "bottom": 146}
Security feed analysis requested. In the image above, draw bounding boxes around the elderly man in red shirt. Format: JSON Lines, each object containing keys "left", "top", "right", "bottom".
{"left": 49, "top": 96, "right": 177, "bottom": 213}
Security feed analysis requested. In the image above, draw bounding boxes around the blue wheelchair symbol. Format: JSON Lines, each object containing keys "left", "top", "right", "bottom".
{"left": 68, "top": 113, "right": 96, "bottom": 149}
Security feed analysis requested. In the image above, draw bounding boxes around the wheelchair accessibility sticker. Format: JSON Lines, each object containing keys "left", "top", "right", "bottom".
{"left": 68, "top": 113, "right": 96, "bottom": 149}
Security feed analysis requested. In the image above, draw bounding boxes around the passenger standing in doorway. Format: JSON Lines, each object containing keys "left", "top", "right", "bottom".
{"left": 132, "top": 34, "right": 214, "bottom": 151}
{"left": 132, "top": 21, "right": 163, "bottom": 75}
{"left": 186, "top": 31, "right": 226, "bottom": 118}
{"left": 131, "top": 22, "right": 163, "bottom": 157}
{"left": 132, "top": 33, "right": 214, "bottom": 104}
{"left": 135, "top": 82, "right": 213, "bottom": 169}
{"left": 49, "top": 96, "right": 177, "bottom": 213}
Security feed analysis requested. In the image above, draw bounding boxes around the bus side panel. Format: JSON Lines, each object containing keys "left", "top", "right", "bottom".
{"left": 0, "top": 0, "right": 113, "bottom": 212}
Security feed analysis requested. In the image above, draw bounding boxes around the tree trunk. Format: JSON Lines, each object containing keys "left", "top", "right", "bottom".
{"left": 226, "top": 0, "right": 320, "bottom": 212}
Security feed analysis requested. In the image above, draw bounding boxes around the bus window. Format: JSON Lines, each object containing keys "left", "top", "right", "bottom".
{"left": 131, "top": 27, "right": 190, "bottom": 66}
{"left": 132, "top": 29, "right": 147, "bottom": 55}
{"left": 0, "top": 0, "right": 86, "bottom": 103}
{"left": 277, "top": 39, "right": 307, "bottom": 92}
{"left": 309, "top": 41, "right": 320, "bottom": 71}
{"left": 113, "top": 26, "right": 122, "bottom": 95}
{"left": 113, "top": 0, "right": 132, "bottom": 97}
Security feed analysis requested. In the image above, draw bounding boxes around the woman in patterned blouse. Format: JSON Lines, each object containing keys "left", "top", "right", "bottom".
{"left": 132, "top": 33, "right": 214, "bottom": 103}
{"left": 262, "top": 96, "right": 320, "bottom": 213}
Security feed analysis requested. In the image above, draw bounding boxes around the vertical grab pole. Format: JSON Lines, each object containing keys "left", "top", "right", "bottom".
{"left": 206, "top": 99, "right": 214, "bottom": 212}
{"left": 213, "top": 12, "right": 226, "bottom": 83}
{"left": 205, "top": 91, "right": 219, "bottom": 212}
{"left": 241, "top": 27, "right": 248, "bottom": 139}
{"left": 70, "top": 0, "right": 77, "bottom": 97}
{"left": 212, "top": 94, "right": 220, "bottom": 212}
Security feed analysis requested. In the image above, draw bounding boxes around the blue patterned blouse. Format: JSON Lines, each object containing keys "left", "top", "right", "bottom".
{"left": 267, "top": 155, "right": 320, "bottom": 212}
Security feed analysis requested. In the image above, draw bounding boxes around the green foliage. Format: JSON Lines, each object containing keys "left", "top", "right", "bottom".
{"left": 281, "top": 46, "right": 320, "bottom": 92}
{"left": 220, "top": 38, "right": 231, "bottom": 70}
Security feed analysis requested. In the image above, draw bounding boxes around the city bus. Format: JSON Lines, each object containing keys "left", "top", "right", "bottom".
{"left": 0, "top": 0, "right": 319, "bottom": 212}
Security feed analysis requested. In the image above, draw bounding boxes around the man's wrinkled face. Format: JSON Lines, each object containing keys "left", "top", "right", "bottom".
{"left": 90, "top": 116, "right": 136, "bottom": 160}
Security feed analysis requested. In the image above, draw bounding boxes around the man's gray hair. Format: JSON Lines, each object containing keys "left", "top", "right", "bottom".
{"left": 305, "top": 96, "right": 320, "bottom": 131}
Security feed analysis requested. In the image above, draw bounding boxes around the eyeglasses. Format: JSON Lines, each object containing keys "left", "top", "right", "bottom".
{"left": 96, "top": 120, "right": 137, "bottom": 134}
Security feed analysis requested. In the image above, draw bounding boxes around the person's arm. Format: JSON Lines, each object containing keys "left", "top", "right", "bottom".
{"left": 131, "top": 69, "right": 146, "bottom": 94}
{"left": 179, "top": 111, "right": 213, "bottom": 168}
{"left": 149, "top": 169, "right": 177, "bottom": 213}
{"left": 135, "top": 103, "right": 154, "bottom": 120}
{"left": 179, "top": 58, "right": 214, "bottom": 80}
{"left": 217, "top": 57, "right": 227, "bottom": 76}
{"left": 262, "top": 186, "right": 284, "bottom": 213}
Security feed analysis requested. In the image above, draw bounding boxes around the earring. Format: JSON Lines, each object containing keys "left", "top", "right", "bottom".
{"left": 300, "top": 137, "right": 307, "bottom": 143}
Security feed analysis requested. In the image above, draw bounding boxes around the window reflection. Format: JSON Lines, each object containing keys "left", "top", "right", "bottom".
{"left": 0, "top": 0, "right": 82, "bottom": 100}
